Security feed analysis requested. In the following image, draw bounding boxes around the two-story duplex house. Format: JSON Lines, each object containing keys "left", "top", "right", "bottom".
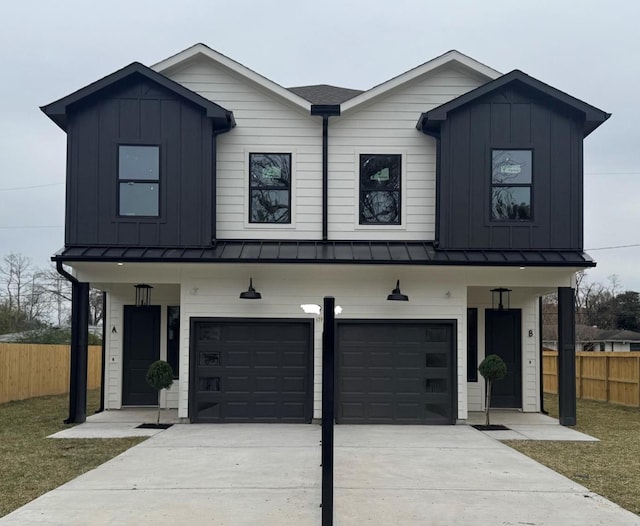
{"left": 42, "top": 44, "right": 609, "bottom": 426}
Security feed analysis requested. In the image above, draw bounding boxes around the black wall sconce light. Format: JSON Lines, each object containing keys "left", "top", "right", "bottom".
{"left": 491, "top": 287, "right": 512, "bottom": 310}
{"left": 134, "top": 284, "right": 153, "bottom": 306}
{"left": 240, "top": 278, "right": 262, "bottom": 300}
{"left": 387, "top": 280, "right": 409, "bottom": 301}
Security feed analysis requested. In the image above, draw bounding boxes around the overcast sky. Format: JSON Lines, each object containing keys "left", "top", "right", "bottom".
{"left": 1, "top": 0, "right": 638, "bottom": 290}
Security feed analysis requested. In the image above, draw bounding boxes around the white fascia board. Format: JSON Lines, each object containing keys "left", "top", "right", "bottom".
{"left": 152, "top": 43, "right": 312, "bottom": 112}
{"left": 341, "top": 50, "right": 502, "bottom": 114}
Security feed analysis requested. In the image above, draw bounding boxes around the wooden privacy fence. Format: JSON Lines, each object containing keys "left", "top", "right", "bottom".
{"left": 544, "top": 350, "right": 640, "bottom": 407}
{"left": 0, "top": 343, "right": 102, "bottom": 404}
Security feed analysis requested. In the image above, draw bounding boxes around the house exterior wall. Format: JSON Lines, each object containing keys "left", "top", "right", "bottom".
{"left": 177, "top": 264, "right": 467, "bottom": 420}
{"left": 165, "top": 61, "right": 488, "bottom": 241}
{"left": 438, "top": 84, "right": 585, "bottom": 250}
{"left": 165, "top": 56, "right": 323, "bottom": 239}
{"left": 544, "top": 341, "right": 633, "bottom": 352}
{"left": 328, "top": 66, "right": 486, "bottom": 240}
{"left": 81, "top": 262, "right": 575, "bottom": 421}
{"left": 64, "top": 77, "right": 215, "bottom": 247}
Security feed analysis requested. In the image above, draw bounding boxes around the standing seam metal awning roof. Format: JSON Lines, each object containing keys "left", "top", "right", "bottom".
{"left": 52, "top": 241, "right": 596, "bottom": 267}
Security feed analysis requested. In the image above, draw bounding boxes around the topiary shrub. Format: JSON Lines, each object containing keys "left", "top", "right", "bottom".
{"left": 146, "top": 360, "right": 174, "bottom": 424}
{"left": 478, "top": 354, "right": 507, "bottom": 426}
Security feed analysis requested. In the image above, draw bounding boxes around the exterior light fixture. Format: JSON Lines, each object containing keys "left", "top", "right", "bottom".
{"left": 134, "top": 284, "right": 153, "bottom": 306}
{"left": 491, "top": 287, "right": 512, "bottom": 310}
{"left": 387, "top": 280, "right": 409, "bottom": 301}
{"left": 239, "top": 278, "right": 262, "bottom": 299}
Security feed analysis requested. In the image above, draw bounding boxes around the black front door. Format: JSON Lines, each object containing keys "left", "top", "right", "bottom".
{"left": 485, "top": 309, "right": 522, "bottom": 408}
{"left": 122, "top": 305, "right": 161, "bottom": 406}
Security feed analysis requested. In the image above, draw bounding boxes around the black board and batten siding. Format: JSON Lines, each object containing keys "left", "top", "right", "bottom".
{"left": 65, "top": 76, "right": 215, "bottom": 247}
{"left": 437, "top": 84, "right": 584, "bottom": 251}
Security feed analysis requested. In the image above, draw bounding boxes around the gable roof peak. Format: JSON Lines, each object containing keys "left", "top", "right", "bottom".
{"left": 153, "top": 43, "right": 312, "bottom": 111}
{"left": 419, "top": 68, "right": 611, "bottom": 137}
{"left": 340, "top": 49, "right": 502, "bottom": 113}
{"left": 41, "top": 60, "right": 235, "bottom": 132}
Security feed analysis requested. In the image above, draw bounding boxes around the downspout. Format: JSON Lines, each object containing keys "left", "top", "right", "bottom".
{"left": 56, "top": 259, "right": 78, "bottom": 285}
{"left": 310, "top": 105, "right": 341, "bottom": 242}
{"left": 56, "top": 260, "right": 89, "bottom": 424}
{"left": 417, "top": 114, "right": 441, "bottom": 247}
{"left": 210, "top": 113, "right": 236, "bottom": 247}
{"left": 322, "top": 115, "right": 329, "bottom": 241}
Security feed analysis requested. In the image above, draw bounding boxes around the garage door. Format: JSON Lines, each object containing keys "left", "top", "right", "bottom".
{"left": 190, "top": 319, "right": 313, "bottom": 423}
{"left": 337, "top": 321, "right": 456, "bottom": 424}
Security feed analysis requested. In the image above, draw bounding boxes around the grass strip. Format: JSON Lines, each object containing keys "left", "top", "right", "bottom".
{"left": 0, "top": 390, "right": 145, "bottom": 517}
{"left": 505, "top": 394, "right": 640, "bottom": 515}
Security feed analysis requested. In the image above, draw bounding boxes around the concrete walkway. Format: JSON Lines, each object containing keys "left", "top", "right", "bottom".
{"left": 3, "top": 424, "right": 639, "bottom": 525}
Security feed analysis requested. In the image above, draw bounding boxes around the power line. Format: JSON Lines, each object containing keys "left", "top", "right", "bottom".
{"left": 584, "top": 172, "right": 640, "bottom": 176}
{"left": 0, "top": 183, "right": 64, "bottom": 192}
{"left": 586, "top": 243, "right": 640, "bottom": 251}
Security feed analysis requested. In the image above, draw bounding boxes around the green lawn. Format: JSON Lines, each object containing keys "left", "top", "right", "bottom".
{"left": 0, "top": 390, "right": 145, "bottom": 518}
{"left": 506, "top": 394, "right": 640, "bottom": 516}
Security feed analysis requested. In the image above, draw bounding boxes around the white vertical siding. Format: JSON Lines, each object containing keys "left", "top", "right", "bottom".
{"left": 328, "top": 66, "right": 486, "bottom": 240}
{"left": 165, "top": 56, "right": 322, "bottom": 239}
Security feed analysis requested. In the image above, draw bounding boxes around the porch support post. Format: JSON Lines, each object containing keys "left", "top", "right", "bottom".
{"left": 557, "top": 286, "right": 576, "bottom": 426}
{"left": 66, "top": 281, "right": 90, "bottom": 424}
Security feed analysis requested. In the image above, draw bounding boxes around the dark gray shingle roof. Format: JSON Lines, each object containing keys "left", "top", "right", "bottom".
{"left": 287, "top": 84, "right": 363, "bottom": 105}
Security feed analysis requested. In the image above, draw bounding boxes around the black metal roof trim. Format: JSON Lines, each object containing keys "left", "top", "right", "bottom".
{"left": 52, "top": 241, "right": 596, "bottom": 268}
{"left": 418, "top": 69, "right": 610, "bottom": 138}
{"left": 41, "top": 62, "right": 235, "bottom": 133}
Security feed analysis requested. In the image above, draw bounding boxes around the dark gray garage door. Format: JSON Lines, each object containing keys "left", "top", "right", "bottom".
{"left": 337, "top": 321, "right": 456, "bottom": 424}
{"left": 190, "top": 319, "right": 313, "bottom": 423}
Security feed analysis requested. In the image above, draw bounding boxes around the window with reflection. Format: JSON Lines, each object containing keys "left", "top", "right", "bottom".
{"left": 167, "top": 306, "right": 179, "bottom": 378}
{"left": 359, "top": 154, "right": 401, "bottom": 225}
{"left": 249, "top": 153, "right": 291, "bottom": 223}
{"left": 491, "top": 149, "right": 532, "bottom": 221}
{"left": 118, "top": 145, "right": 160, "bottom": 216}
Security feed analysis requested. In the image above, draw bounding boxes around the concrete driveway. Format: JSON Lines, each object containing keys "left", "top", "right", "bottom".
{"left": 2, "top": 424, "right": 639, "bottom": 525}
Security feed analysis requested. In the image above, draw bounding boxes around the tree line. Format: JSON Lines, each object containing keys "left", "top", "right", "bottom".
{"left": 544, "top": 271, "right": 640, "bottom": 333}
{"left": 0, "top": 253, "right": 102, "bottom": 343}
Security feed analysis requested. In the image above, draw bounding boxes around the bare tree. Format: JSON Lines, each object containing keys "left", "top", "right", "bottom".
{"left": 41, "top": 267, "right": 72, "bottom": 326}
{"left": 0, "top": 254, "right": 50, "bottom": 332}
{"left": 89, "top": 289, "right": 104, "bottom": 325}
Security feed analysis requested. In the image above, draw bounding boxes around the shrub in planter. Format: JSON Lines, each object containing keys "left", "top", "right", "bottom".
{"left": 478, "top": 354, "right": 507, "bottom": 426}
{"left": 146, "top": 360, "right": 174, "bottom": 425}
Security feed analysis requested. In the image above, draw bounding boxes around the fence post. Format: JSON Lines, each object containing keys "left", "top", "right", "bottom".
{"left": 605, "top": 354, "right": 610, "bottom": 403}
{"left": 637, "top": 356, "right": 640, "bottom": 408}
{"left": 578, "top": 354, "right": 583, "bottom": 400}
